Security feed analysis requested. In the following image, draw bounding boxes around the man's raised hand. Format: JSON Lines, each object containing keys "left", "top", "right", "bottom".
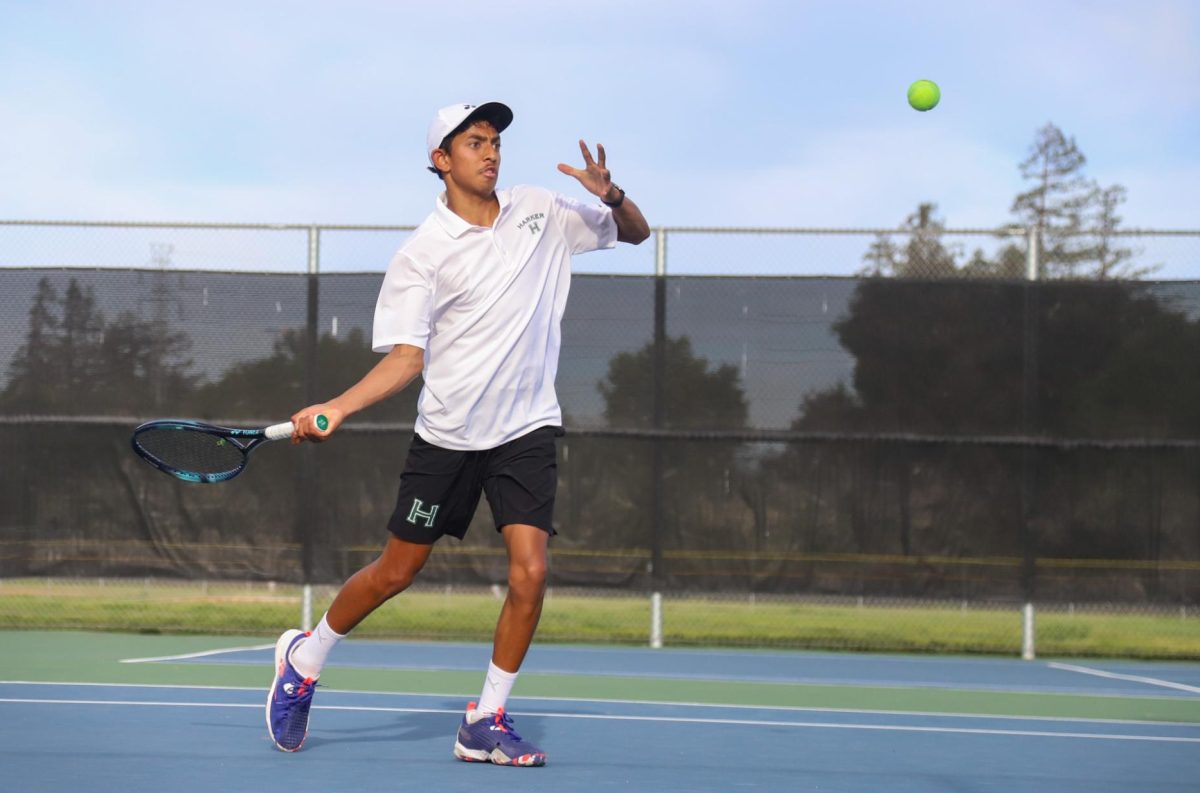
{"left": 557, "top": 140, "right": 615, "bottom": 200}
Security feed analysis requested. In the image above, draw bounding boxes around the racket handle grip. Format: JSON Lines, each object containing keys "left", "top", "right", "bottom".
{"left": 265, "top": 413, "right": 329, "bottom": 441}
{"left": 265, "top": 422, "right": 295, "bottom": 441}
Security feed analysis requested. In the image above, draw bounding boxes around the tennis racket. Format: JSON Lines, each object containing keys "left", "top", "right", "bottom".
{"left": 131, "top": 415, "right": 328, "bottom": 483}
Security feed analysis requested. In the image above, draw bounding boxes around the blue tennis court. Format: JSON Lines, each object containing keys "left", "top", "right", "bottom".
{"left": 2, "top": 635, "right": 1198, "bottom": 792}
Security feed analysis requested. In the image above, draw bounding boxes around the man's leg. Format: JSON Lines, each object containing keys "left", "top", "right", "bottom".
{"left": 477, "top": 523, "right": 549, "bottom": 713}
{"left": 455, "top": 426, "right": 556, "bottom": 766}
{"left": 268, "top": 535, "right": 434, "bottom": 752}
{"left": 292, "top": 535, "right": 435, "bottom": 675}
{"left": 491, "top": 523, "right": 549, "bottom": 672}
{"left": 454, "top": 523, "right": 549, "bottom": 767}
{"left": 327, "top": 534, "right": 436, "bottom": 634}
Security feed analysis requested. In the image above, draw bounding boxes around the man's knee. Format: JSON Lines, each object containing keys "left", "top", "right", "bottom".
{"left": 502, "top": 523, "right": 549, "bottom": 599}
{"left": 508, "top": 557, "right": 547, "bottom": 597}
{"left": 369, "top": 562, "right": 417, "bottom": 597}
{"left": 371, "top": 539, "right": 432, "bottom": 596}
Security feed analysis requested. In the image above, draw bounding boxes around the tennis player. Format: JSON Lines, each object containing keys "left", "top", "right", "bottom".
{"left": 266, "top": 101, "right": 649, "bottom": 765}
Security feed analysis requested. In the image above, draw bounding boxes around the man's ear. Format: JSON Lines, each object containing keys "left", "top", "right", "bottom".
{"left": 430, "top": 148, "right": 450, "bottom": 175}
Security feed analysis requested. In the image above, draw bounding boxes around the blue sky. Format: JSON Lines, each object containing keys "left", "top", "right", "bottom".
{"left": 1, "top": 0, "right": 1198, "bottom": 232}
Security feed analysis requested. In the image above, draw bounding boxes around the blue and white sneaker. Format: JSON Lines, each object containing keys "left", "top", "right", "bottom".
{"left": 453, "top": 702, "right": 546, "bottom": 767}
{"left": 265, "top": 629, "right": 317, "bottom": 752}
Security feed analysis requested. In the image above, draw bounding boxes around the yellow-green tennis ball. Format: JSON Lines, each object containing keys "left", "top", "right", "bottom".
{"left": 908, "top": 79, "right": 941, "bottom": 111}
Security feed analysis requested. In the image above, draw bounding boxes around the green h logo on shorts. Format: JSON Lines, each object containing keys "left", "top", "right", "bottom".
{"left": 407, "top": 498, "right": 439, "bottom": 528}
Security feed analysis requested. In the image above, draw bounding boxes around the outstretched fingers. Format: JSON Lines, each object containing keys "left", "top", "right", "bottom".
{"left": 578, "top": 139, "right": 607, "bottom": 170}
{"left": 560, "top": 139, "right": 613, "bottom": 197}
{"left": 578, "top": 139, "right": 595, "bottom": 165}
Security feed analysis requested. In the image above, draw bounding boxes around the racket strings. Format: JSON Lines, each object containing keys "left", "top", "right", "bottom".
{"left": 135, "top": 428, "right": 247, "bottom": 475}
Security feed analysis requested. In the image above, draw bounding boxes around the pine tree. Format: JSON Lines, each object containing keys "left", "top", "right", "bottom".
{"left": 900, "top": 203, "right": 960, "bottom": 277}
{"left": 3, "top": 277, "right": 60, "bottom": 410}
{"left": 1011, "top": 123, "right": 1097, "bottom": 278}
{"left": 1086, "top": 184, "right": 1148, "bottom": 279}
{"left": 861, "top": 234, "right": 900, "bottom": 277}
{"left": 57, "top": 279, "right": 105, "bottom": 406}
{"left": 859, "top": 203, "right": 959, "bottom": 278}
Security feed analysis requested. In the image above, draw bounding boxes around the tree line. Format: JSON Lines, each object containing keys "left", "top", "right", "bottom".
{"left": 862, "top": 123, "right": 1150, "bottom": 280}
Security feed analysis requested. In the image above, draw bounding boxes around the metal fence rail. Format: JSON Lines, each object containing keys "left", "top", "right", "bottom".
{"left": 3, "top": 219, "right": 1199, "bottom": 278}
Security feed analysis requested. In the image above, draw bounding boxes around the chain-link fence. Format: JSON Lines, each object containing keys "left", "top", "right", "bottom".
{"left": 1, "top": 220, "right": 1198, "bottom": 658}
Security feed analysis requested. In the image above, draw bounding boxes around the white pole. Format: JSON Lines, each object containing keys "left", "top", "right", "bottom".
{"left": 654, "top": 228, "right": 667, "bottom": 277}
{"left": 302, "top": 227, "right": 319, "bottom": 635}
{"left": 301, "top": 584, "right": 314, "bottom": 632}
{"left": 650, "top": 591, "right": 663, "bottom": 649}
{"left": 1026, "top": 227, "right": 1039, "bottom": 281}
{"left": 1021, "top": 602, "right": 1036, "bottom": 660}
{"left": 307, "top": 225, "right": 320, "bottom": 275}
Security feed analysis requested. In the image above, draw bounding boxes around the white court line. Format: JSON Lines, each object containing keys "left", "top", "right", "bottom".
{"left": 115, "top": 653, "right": 1194, "bottom": 702}
{"left": 119, "top": 643, "right": 274, "bottom": 664}
{"left": 116, "top": 647, "right": 1200, "bottom": 701}
{"left": 1, "top": 680, "right": 1195, "bottom": 727}
{"left": 1048, "top": 663, "right": 1200, "bottom": 696}
{"left": 1, "top": 697, "right": 1198, "bottom": 744}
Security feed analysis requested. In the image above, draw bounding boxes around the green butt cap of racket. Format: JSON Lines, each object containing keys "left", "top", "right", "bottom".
{"left": 316, "top": 414, "right": 329, "bottom": 432}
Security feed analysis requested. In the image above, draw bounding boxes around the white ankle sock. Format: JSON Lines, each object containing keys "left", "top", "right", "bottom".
{"left": 289, "top": 614, "right": 344, "bottom": 680}
{"left": 475, "top": 660, "right": 519, "bottom": 715}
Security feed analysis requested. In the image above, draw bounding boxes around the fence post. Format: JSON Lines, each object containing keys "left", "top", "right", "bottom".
{"left": 650, "top": 591, "right": 663, "bottom": 649}
{"left": 650, "top": 229, "right": 667, "bottom": 592}
{"left": 655, "top": 226, "right": 667, "bottom": 278}
{"left": 298, "top": 226, "right": 321, "bottom": 626}
{"left": 1021, "top": 602, "right": 1036, "bottom": 660}
{"left": 1020, "top": 226, "right": 1040, "bottom": 658}
{"left": 1026, "top": 226, "right": 1039, "bottom": 281}
{"left": 302, "top": 584, "right": 314, "bottom": 632}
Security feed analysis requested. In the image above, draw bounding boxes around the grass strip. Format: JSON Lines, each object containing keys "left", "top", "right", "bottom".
{"left": 0, "top": 580, "right": 1197, "bottom": 659}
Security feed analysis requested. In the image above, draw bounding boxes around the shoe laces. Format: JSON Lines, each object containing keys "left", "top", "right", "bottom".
{"left": 492, "top": 708, "right": 522, "bottom": 741}
{"left": 293, "top": 679, "right": 319, "bottom": 701}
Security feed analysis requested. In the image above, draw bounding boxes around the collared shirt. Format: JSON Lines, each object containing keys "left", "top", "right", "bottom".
{"left": 372, "top": 185, "right": 617, "bottom": 450}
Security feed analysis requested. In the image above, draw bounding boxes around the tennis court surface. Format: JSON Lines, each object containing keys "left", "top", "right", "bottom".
{"left": 2, "top": 631, "right": 1198, "bottom": 792}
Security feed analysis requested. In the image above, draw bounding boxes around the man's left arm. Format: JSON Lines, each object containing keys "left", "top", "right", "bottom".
{"left": 558, "top": 140, "right": 651, "bottom": 245}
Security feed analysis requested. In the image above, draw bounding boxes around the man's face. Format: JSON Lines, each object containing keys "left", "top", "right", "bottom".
{"left": 436, "top": 120, "right": 501, "bottom": 194}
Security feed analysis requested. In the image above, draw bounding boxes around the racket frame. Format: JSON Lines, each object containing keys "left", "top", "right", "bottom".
{"left": 131, "top": 419, "right": 294, "bottom": 483}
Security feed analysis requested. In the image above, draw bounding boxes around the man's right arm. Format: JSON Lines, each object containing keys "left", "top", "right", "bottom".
{"left": 604, "top": 189, "right": 650, "bottom": 245}
{"left": 290, "top": 343, "right": 425, "bottom": 442}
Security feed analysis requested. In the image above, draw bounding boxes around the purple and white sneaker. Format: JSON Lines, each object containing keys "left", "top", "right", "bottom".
{"left": 265, "top": 629, "right": 317, "bottom": 752}
{"left": 453, "top": 702, "right": 546, "bottom": 767}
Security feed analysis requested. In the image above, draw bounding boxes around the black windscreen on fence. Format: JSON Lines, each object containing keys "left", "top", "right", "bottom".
{"left": 1, "top": 268, "right": 1197, "bottom": 603}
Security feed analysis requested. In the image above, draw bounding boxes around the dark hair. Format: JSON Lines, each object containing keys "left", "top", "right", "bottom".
{"left": 427, "top": 116, "right": 501, "bottom": 180}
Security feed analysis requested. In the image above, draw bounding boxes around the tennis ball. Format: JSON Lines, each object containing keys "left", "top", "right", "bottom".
{"left": 907, "top": 79, "right": 940, "bottom": 112}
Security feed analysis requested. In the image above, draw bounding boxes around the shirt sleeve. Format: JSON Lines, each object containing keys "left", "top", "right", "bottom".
{"left": 372, "top": 250, "right": 433, "bottom": 353}
{"left": 552, "top": 192, "right": 618, "bottom": 254}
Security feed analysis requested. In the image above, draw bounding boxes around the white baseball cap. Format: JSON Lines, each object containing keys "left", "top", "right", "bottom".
{"left": 426, "top": 101, "right": 513, "bottom": 165}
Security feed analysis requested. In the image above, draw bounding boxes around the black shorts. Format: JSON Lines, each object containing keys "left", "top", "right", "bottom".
{"left": 386, "top": 425, "right": 563, "bottom": 544}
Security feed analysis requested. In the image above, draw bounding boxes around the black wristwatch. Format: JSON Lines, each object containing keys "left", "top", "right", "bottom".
{"left": 601, "top": 184, "right": 625, "bottom": 209}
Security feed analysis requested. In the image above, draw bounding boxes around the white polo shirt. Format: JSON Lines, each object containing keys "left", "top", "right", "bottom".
{"left": 372, "top": 185, "right": 617, "bottom": 450}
